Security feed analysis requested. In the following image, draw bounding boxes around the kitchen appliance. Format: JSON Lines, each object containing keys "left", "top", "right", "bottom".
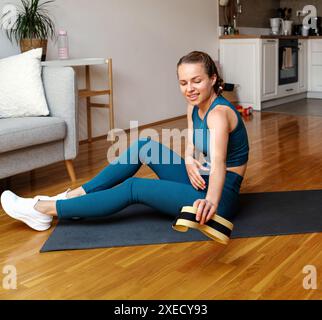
{"left": 293, "top": 9, "right": 303, "bottom": 36}
{"left": 270, "top": 18, "right": 282, "bottom": 35}
{"left": 293, "top": 24, "right": 303, "bottom": 36}
{"left": 281, "top": 20, "right": 293, "bottom": 35}
{"left": 302, "top": 5, "right": 320, "bottom": 35}
{"left": 302, "top": 25, "right": 310, "bottom": 36}
{"left": 309, "top": 16, "right": 322, "bottom": 35}
{"left": 278, "top": 39, "right": 298, "bottom": 85}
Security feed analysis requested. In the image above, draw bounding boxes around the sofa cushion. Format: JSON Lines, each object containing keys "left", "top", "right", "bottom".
{"left": 0, "top": 117, "right": 66, "bottom": 154}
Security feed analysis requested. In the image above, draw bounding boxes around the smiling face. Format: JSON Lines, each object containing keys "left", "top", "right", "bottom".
{"left": 177, "top": 62, "right": 217, "bottom": 106}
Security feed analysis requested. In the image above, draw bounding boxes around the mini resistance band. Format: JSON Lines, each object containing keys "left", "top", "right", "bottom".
{"left": 172, "top": 206, "right": 233, "bottom": 244}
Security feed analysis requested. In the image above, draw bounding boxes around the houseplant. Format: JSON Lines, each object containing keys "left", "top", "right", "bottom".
{"left": 3, "top": 0, "right": 56, "bottom": 61}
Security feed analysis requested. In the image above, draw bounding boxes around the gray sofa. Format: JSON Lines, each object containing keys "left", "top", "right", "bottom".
{"left": 0, "top": 66, "right": 79, "bottom": 182}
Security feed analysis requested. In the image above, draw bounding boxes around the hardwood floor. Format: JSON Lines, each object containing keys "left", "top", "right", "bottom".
{"left": 264, "top": 98, "right": 322, "bottom": 117}
{"left": 1, "top": 108, "right": 322, "bottom": 300}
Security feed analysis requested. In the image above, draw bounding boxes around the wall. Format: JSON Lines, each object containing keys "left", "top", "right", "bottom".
{"left": 280, "top": 0, "right": 322, "bottom": 19}
{"left": 218, "top": 0, "right": 322, "bottom": 29}
{"left": 219, "top": 0, "right": 279, "bottom": 28}
{"left": 0, "top": 0, "right": 219, "bottom": 140}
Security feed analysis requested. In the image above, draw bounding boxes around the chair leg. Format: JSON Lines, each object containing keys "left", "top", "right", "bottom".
{"left": 86, "top": 99, "right": 92, "bottom": 143}
{"left": 108, "top": 58, "right": 114, "bottom": 131}
{"left": 65, "top": 160, "right": 76, "bottom": 182}
{"left": 85, "top": 65, "right": 92, "bottom": 143}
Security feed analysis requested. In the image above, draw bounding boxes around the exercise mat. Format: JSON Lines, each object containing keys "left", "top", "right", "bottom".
{"left": 40, "top": 189, "right": 322, "bottom": 252}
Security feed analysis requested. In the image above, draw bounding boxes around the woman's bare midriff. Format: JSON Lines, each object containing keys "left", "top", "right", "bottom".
{"left": 227, "top": 163, "right": 247, "bottom": 178}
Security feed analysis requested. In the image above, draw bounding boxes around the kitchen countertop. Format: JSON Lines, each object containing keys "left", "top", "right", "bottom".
{"left": 220, "top": 34, "right": 322, "bottom": 39}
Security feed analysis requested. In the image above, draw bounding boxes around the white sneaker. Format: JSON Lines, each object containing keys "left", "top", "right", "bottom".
{"left": 34, "top": 188, "right": 71, "bottom": 201}
{"left": 0, "top": 190, "right": 53, "bottom": 231}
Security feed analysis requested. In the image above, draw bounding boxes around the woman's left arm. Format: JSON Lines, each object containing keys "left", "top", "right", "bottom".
{"left": 193, "top": 108, "right": 229, "bottom": 225}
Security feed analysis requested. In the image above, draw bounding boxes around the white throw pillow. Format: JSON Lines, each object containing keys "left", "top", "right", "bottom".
{"left": 0, "top": 48, "right": 49, "bottom": 118}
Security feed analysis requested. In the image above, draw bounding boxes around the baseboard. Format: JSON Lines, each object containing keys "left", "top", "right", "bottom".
{"left": 79, "top": 114, "right": 186, "bottom": 144}
{"left": 307, "top": 92, "right": 322, "bottom": 99}
{"left": 261, "top": 93, "right": 307, "bottom": 109}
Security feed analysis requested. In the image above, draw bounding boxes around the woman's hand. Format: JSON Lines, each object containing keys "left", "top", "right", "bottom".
{"left": 185, "top": 156, "right": 209, "bottom": 190}
{"left": 193, "top": 199, "right": 217, "bottom": 225}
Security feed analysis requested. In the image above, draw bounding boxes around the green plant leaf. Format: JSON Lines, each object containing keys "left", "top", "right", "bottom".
{"left": 2, "top": 0, "right": 56, "bottom": 44}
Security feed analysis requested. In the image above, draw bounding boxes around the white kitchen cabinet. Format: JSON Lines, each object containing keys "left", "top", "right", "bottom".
{"left": 220, "top": 37, "right": 310, "bottom": 110}
{"left": 308, "top": 39, "right": 322, "bottom": 94}
{"left": 262, "top": 39, "right": 278, "bottom": 101}
{"left": 219, "top": 39, "right": 261, "bottom": 110}
{"left": 298, "top": 39, "right": 308, "bottom": 92}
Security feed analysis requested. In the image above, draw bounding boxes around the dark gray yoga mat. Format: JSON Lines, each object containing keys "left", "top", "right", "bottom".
{"left": 40, "top": 189, "right": 322, "bottom": 252}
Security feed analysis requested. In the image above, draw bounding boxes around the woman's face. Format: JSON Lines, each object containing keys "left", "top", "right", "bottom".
{"left": 177, "top": 62, "right": 216, "bottom": 105}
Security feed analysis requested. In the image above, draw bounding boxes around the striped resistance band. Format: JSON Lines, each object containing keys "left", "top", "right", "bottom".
{"left": 172, "top": 206, "right": 234, "bottom": 245}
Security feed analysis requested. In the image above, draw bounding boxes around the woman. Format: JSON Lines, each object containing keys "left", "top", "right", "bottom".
{"left": 1, "top": 51, "right": 249, "bottom": 242}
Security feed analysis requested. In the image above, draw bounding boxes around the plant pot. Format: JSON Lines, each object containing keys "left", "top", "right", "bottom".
{"left": 20, "top": 39, "right": 48, "bottom": 61}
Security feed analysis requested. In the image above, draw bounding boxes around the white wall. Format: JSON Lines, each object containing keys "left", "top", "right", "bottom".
{"left": 0, "top": 0, "right": 219, "bottom": 140}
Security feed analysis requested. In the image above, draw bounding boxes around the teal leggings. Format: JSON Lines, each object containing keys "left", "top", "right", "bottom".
{"left": 56, "top": 138, "right": 243, "bottom": 220}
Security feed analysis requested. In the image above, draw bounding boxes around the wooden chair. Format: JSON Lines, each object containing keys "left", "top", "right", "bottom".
{"left": 78, "top": 58, "right": 114, "bottom": 142}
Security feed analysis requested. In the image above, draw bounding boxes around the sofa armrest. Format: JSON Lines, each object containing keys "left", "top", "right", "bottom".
{"left": 41, "top": 66, "right": 79, "bottom": 160}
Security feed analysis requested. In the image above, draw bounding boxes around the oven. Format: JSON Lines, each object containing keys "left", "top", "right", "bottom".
{"left": 278, "top": 39, "right": 298, "bottom": 85}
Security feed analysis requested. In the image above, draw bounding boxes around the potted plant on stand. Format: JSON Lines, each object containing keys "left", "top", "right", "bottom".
{"left": 3, "top": 0, "right": 56, "bottom": 61}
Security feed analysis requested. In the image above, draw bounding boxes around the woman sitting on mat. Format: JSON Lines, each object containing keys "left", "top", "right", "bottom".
{"left": 1, "top": 51, "right": 249, "bottom": 243}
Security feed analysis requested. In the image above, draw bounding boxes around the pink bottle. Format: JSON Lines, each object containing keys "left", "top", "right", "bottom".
{"left": 58, "top": 29, "right": 69, "bottom": 59}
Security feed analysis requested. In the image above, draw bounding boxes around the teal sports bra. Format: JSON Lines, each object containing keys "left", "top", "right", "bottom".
{"left": 192, "top": 95, "right": 249, "bottom": 168}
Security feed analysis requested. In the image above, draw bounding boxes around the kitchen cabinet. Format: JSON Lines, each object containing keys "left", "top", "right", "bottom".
{"left": 298, "top": 39, "right": 308, "bottom": 92}
{"left": 219, "top": 38, "right": 261, "bottom": 110}
{"left": 220, "top": 37, "right": 311, "bottom": 110}
{"left": 262, "top": 39, "right": 278, "bottom": 101}
{"left": 308, "top": 39, "right": 322, "bottom": 94}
